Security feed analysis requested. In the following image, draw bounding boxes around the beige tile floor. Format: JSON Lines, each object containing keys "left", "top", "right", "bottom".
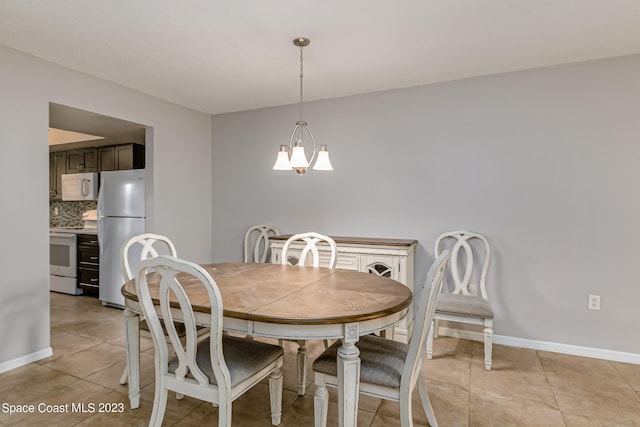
{"left": 1, "top": 292, "right": 639, "bottom": 426}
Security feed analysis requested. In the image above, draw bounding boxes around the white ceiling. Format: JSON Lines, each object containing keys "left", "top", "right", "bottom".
{"left": 48, "top": 103, "right": 147, "bottom": 147}
{"left": 48, "top": 128, "right": 104, "bottom": 146}
{"left": 2, "top": 0, "right": 640, "bottom": 116}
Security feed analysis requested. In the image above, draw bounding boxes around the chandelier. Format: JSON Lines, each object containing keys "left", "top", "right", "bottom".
{"left": 273, "top": 37, "right": 333, "bottom": 175}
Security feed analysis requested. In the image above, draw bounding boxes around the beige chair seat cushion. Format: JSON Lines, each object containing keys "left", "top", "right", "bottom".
{"left": 313, "top": 335, "right": 408, "bottom": 388}
{"left": 168, "top": 335, "right": 284, "bottom": 387}
{"left": 436, "top": 293, "right": 494, "bottom": 318}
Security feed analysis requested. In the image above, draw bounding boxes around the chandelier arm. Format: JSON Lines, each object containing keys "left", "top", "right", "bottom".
{"left": 289, "top": 123, "right": 301, "bottom": 150}
{"left": 303, "top": 125, "right": 318, "bottom": 164}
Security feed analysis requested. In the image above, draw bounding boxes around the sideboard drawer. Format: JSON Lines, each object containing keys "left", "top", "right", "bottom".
{"left": 334, "top": 253, "right": 359, "bottom": 271}
{"left": 272, "top": 244, "right": 359, "bottom": 269}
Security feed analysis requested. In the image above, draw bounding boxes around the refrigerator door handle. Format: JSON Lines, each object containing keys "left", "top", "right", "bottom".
{"left": 98, "top": 216, "right": 104, "bottom": 255}
{"left": 97, "top": 177, "right": 103, "bottom": 218}
{"left": 97, "top": 179, "right": 104, "bottom": 255}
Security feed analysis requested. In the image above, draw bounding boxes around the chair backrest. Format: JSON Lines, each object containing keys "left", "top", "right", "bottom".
{"left": 121, "top": 233, "right": 178, "bottom": 281}
{"left": 402, "top": 250, "right": 450, "bottom": 389}
{"left": 136, "top": 255, "right": 231, "bottom": 391}
{"left": 281, "top": 232, "right": 337, "bottom": 268}
{"left": 243, "top": 224, "right": 280, "bottom": 263}
{"left": 434, "top": 230, "right": 491, "bottom": 300}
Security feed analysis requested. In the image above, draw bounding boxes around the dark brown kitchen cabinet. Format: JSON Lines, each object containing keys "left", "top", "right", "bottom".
{"left": 98, "top": 143, "right": 145, "bottom": 171}
{"left": 77, "top": 234, "right": 99, "bottom": 297}
{"left": 49, "top": 151, "right": 67, "bottom": 200}
{"left": 98, "top": 146, "right": 116, "bottom": 171}
{"left": 67, "top": 148, "right": 98, "bottom": 173}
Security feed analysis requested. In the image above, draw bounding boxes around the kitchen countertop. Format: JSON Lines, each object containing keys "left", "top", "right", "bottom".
{"left": 49, "top": 227, "right": 98, "bottom": 235}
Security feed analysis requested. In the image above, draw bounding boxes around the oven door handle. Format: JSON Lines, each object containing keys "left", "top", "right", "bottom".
{"left": 50, "top": 233, "right": 76, "bottom": 239}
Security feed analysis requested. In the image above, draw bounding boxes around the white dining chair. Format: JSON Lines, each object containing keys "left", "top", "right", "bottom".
{"left": 281, "top": 231, "right": 337, "bottom": 395}
{"left": 313, "top": 250, "right": 450, "bottom": 427}
{"left": 136, "top": 255, "right": 284, "bottom": 427}
{"left": 281, "top": 231, "right": 337, "bottom": 268}
{"left": 243, "top": 224, "right": 280, "bottom": 263}
{"left": 121, "top": 233, "right": 178, "bottom": 281}
{"left": 426, "top": 230, "right": 495, "bottom": 370}
{"left": 242, "top": 224, "right": 280, "bottom": 341}
{"left": 119, "top": 233, "right": 208, "bottom": 386}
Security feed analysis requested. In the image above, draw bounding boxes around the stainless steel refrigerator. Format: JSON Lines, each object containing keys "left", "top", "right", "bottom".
{"left": 97, "top": 169, "right": 146, "bottom": 307}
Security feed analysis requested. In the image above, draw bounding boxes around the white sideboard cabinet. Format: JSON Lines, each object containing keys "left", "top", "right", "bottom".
{"left": 269, "top": 235, "right": 417, "bottom": 343}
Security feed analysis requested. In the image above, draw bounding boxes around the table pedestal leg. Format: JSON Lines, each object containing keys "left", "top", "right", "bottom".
{"left": 297, "top": 340, "right": 308, "bottom": 396}
{"left": 123, "top": 308, "right": 141, "bottom": 409}
{"left": 337, "top": 340, "right": 360, "bottom": 427}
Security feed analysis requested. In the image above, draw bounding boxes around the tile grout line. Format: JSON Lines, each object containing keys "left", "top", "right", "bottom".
{"left": 536, "top": 349, "right": 568, "bottom": 427}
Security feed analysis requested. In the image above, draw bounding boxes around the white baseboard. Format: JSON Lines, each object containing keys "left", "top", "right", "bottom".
{"left": 437, "top": 326, "right": 640, "bottom": 365}
{"left": 0, "top": 347, "right": 53, "bottom": 374}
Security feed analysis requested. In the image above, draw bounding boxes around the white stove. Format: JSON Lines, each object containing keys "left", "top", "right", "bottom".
{"left": 49, "top": 210, "right": 99, "bottom": 295}
{"left": 49, "top": 230, "right": 80, "bottom": 295}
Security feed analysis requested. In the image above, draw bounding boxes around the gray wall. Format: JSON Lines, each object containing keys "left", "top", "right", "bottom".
{"left": 0, "top": 45, "right": 212, "bottom": 367}
{"left": 212, "top": 54, "right": 640, "bottom": 355}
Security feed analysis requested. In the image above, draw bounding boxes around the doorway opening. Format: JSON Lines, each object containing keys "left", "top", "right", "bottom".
{"left": 48, "top": 102, "right": 150, "bottom": 309}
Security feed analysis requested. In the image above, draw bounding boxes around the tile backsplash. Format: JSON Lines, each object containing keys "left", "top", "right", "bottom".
{"left": 50, "top": 200, "right": 97, "bottom": 227}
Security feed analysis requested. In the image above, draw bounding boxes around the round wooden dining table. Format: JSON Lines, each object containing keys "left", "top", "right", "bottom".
{"left": 121, "top": 262, "right": 413, "bottom": 427}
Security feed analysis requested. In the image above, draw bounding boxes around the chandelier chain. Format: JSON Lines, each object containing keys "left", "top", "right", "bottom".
{"left": 299, "top": 45, "right": 304, "bottom": 123}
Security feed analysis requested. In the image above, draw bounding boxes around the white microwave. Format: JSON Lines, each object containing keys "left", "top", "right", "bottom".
{"left": 61, "top": 172, "right": 99, "bottom": 201}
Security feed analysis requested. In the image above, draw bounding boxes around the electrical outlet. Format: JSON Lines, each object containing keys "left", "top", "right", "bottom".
{"left": 588, "top": 294, "right": 600, "bottom": 310}
{"left": 54, "top": 207, "right": 59, "bottom": 216}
